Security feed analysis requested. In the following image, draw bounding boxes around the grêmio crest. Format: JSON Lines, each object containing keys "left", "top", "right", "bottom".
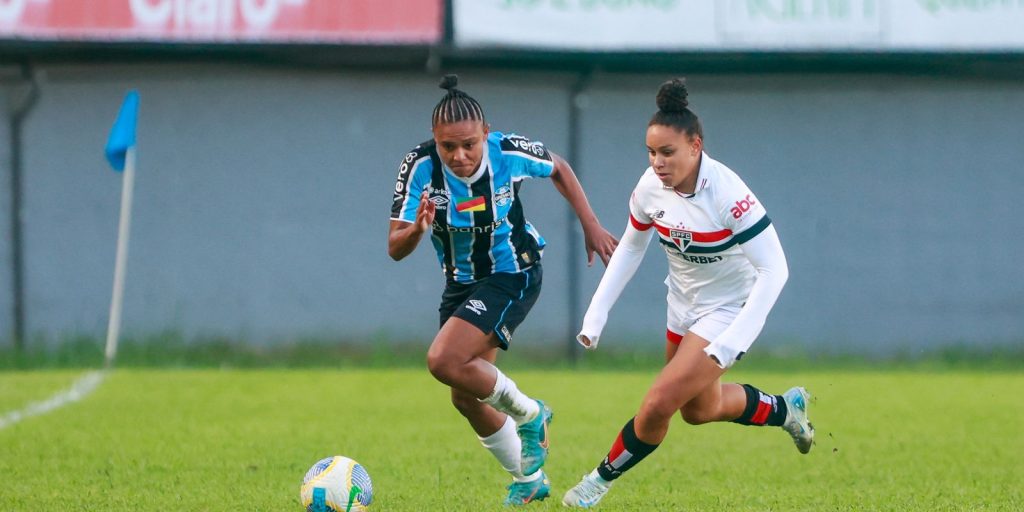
{"left": 669, "top": 229, "right": 692, "bottom": 251}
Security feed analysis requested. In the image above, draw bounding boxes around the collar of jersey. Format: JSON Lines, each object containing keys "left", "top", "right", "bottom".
{"left": 663, "top": 151, "right": 711, "bottom": 197}
{"left": 442, "top": 141, "right": 491, "bottom": 184}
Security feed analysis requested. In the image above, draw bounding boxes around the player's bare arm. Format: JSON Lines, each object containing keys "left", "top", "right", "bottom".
{"left": 388, "top": 191, "right": 434, "bottom": 261}
{"left": 549, "top": 152, "right": 619, "bottom": 266}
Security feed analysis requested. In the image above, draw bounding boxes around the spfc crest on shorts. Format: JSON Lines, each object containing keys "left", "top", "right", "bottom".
{"left": 669, "top": 229, "right": 692, "bottom": 251}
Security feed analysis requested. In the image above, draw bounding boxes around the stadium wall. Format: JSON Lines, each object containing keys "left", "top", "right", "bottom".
{"left": 1, "top": 62, "right": 1021, "bottom": 355}
{"left": 0, "top": 96, "right": 10, "bottom": 340}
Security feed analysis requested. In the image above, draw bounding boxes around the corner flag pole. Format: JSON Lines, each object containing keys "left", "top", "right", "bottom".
{"left": 103, "top": 91, "right": 140, "bottom": 368}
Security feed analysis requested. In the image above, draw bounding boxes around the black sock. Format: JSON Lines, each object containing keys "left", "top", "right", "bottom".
{"left": 596, "top": 418, "right": 659, "bottom": 481}
{"left": 732, "top": 384, "right": 788, "bottom": 427}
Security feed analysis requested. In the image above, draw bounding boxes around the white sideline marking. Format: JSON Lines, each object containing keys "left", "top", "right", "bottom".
{"left": 0, "top": 370, "right": 106, "bottom": 430}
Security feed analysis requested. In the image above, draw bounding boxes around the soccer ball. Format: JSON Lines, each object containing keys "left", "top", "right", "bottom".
{"left": 300, "top": 456, "right": 373, "bottom": 512}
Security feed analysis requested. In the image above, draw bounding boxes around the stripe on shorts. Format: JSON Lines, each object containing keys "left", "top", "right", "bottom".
{"left": 666, "top": 329, "right": 683, "bottom": 345}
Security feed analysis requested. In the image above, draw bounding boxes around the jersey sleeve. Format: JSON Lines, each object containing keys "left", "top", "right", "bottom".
{"left": 705, "top": 224, "right": 788, "bottom": 368}
{"left": 390, "top": 145, "right": 433, "bottom": 223}
{"left": 718, "top": 172, "right": 770, "bottom": 244}
{"left": 627, "top": 177, "right": 654, "bottom": 231}
{"left": 577, "top": 220, "right": 654, "bottom": 349}
{"left": 498, "top": 133, "right": 554, "bottom": 180}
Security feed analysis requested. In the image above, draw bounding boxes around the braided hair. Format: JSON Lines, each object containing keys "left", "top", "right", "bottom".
{"left": 649, "top": 78, "right": 703, "bottom": 140}
{"left": 432, "top": 74, "right": 485, "bottom": 128}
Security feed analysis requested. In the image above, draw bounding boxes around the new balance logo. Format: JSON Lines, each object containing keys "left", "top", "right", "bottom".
{"left": 466, "top": 300, "right": 487, "bottom": 315}
{"left": 730, "top": 194, "right": 758, "bottom": 219}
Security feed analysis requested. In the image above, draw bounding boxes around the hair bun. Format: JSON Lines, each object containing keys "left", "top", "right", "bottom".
{"left": 439, "top": 74, "right": 459, "bottom": 91}
{"left": 656, "top": 78, "right": 689, "bottom": 113}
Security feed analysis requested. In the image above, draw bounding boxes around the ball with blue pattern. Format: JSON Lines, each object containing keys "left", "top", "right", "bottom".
{"left": 300, "top": 456, "right": 373, "bottom": 512}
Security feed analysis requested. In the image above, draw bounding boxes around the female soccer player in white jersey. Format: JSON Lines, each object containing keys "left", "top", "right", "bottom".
{"left": 562, "top": 78, "right": 814, "bottom": 508}
{"left": 389, "top": 75, "right": 617, "bottom": 506}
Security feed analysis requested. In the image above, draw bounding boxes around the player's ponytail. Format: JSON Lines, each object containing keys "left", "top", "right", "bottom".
{"left": 432, "top": 74, "right": 486, "bottom": 128}
{"left": 650, "top": 78, "right": 703, "bottom": 140}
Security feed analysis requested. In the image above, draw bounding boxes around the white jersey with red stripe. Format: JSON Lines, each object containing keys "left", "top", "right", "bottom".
{"left": 628, "top": 152, "right": 772, "bottom": 316}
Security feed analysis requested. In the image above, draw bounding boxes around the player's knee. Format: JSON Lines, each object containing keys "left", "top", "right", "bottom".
{"left": 425, "top": 346, "right": 456, "bottom": 383}
{"left": 639, "top": 393, "right": 680, "bottom": 423}
{"left": 680, "top": 404, "right": 717, "bottom": 425}
{"left": 450, "top": 392, "right": 482, "bottom": 417}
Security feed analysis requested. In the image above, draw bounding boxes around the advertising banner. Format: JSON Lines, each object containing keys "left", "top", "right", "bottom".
{"left": 0, "top": 0, "right": 442, "bottom": 44}
{"left": 454, "top": 0, "right": 1024, "bottom": 51}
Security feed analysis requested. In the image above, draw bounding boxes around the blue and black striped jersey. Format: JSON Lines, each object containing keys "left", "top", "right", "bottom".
{"left": 391, "top": 131, "right": 554, "bottom": 283}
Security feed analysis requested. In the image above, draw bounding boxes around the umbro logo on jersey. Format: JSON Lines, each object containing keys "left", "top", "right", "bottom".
{"left": 466, "top": 300, "right": 487, "bottom": 315}
{"left": 669, "top": 229, "right": 692, "bottom": 250}
{"left": 429, "top": 195, "right": 450, "bottom": 209}
{"left": 730, "top": 194, "right": 758, "bottom": 219}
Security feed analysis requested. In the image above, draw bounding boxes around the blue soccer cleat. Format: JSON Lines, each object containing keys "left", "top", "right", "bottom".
{"left": 782, "top": 386, "right": 815, "bottom": 454}
{"left": 517, "top": 400, "right": 553, "bottom": 476}
{"left": 503, "top": 470, "right": 550, "bottom": 506}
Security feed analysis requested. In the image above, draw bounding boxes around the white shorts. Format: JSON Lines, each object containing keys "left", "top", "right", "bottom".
{"left": 666, "top": 292, "right": 748, "bottom": 369}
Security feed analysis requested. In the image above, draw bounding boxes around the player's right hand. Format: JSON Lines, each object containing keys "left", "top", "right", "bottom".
{"left": 415, "top": 191, "right": 436, "bottom": 233}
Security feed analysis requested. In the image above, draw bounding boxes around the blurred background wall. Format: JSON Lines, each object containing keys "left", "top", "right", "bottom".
{"left": 2, "top": 0, "right": 1022, "bottom": 356}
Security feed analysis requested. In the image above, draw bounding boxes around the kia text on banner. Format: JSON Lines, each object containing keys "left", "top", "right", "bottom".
{"left": 0, "top": 0, "right": 442, "bottom": 43}
{"left": 453, "top": 0, "right": 1024, "bottom": 51}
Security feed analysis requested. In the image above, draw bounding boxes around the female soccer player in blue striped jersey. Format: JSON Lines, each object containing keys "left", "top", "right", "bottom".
{"left": 388, "top": 75, "right": 617, "bottom": 506}
{"left": 562, "top": 79, "right": 814, "bottom": 508}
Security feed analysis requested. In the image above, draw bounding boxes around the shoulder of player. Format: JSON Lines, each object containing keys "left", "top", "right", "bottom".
{"left": 707, "top": 155, "right": 744, "bottom": 182}
{"left": 634, "top": 167, "right": 663, "bottom": 193}
{"left": 703, "top": 156, "right": 750, "bottom": 202}
{"left": 397, "top": 139, "right": 437, "bottom": 178}
{"left": 401, "top": 138, "right": 437, "bottom": 163}
{"left": 629, "top": 167, "right": 662, "bottom": 205}
{"left": 495, "top": 131, "right": 551, "bottom": 160}
{"left": 702, "top": 156, "right": 767, "bottom": 225}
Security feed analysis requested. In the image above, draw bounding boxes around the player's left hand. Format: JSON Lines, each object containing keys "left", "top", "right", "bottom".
{"left": 583, "top": 224, "right": 618, "bottom": 267}
{"left": 576, "top": 333, "right": 600, "bottom": 350}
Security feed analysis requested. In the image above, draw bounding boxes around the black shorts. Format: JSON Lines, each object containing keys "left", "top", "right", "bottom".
{"left": 438, "top": 264, "right": 542, "bottom": 350}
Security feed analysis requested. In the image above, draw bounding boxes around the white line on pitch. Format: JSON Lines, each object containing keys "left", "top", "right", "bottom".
{"left": 0, "top": 370, "right": 107, "bottom": 430}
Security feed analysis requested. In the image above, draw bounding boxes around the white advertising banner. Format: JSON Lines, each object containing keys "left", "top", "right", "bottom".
{"left": 454, "top": 0, "right": 1024, "bottom": 51}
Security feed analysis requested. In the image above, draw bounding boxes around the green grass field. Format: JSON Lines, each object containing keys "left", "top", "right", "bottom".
{"left": 1, "top": 368, "right": 1021, "bottom": 511}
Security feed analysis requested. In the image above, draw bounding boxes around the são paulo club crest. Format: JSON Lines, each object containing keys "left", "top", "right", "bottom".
{"left": 669, "top": 229, "right": 692, "bottom": 251}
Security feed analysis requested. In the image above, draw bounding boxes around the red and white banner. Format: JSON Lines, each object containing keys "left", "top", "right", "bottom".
{"left": 0, "top": 0, "right": 442, "bottom": 44}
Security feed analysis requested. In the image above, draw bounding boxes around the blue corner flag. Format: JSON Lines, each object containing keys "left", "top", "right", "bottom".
{"left": 105, "top": 90, "right": 140, "bottom": 172}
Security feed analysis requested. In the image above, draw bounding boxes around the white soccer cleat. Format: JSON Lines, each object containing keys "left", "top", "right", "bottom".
{"left": 562, "top": 472, "right": 611, "bottom": 508}
{"left": 782, "top": 386, "right": 815, "bottom": 454}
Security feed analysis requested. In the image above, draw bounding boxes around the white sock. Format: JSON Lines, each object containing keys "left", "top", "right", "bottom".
{"left": 478, "top": 416, "right": 541, "bottom": 483}
{"left": 479, "top": 368, "right": 540, "bottom": 425}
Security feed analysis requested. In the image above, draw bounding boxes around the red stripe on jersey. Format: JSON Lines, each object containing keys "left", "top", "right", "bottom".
{"left": 629, "top": 214, "right": 653, "bottom": 231}
{"left": 666, "top": 329, "right": 683, "bottom": 345}
{"left": 751, "top": 399, "right": 773, "bottom": 425}
{"left": 652, "top": 222, "right": 732, "bottom": 243}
